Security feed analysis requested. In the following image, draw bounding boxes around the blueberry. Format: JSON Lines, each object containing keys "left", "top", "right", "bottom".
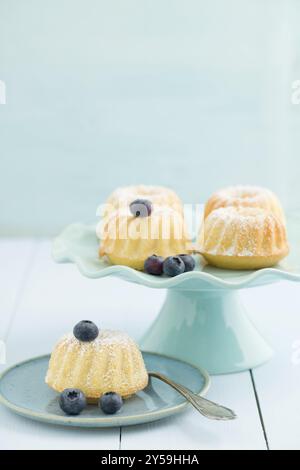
{"left": 99, "top": 392, "right": 123, "bottom": 415}
{"left": 73, "top": 320, "right": 99, "bottom": 342}
{"left": 163, "top": 256, "right": 185, "bottom": 277}
{"left": 130, "top": 199, "right": 152, "bottom": 217}
{"left": 59, "top": 388, "right": 87, "bottom": 415}
{"left": 144, "top": 255, "right": 164, "bottom": 275}
{"left": 178, "top": 254, "right": 195, "bottom": 272}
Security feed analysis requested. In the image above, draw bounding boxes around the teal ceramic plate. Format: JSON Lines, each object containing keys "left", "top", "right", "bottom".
{"left": 52, "top": 215, "right": 300, "bottom": 291}
{"left": 0, "top": 353, "right": 210, "bottom": 427}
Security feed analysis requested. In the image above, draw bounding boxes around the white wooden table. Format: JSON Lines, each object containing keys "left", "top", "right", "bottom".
{"left": 1, "top": 239, "right": 300, "bottom": 450}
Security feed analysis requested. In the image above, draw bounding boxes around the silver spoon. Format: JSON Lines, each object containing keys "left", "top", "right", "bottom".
{"left": 149, "top": 371, "right": 237, "bottom": 421}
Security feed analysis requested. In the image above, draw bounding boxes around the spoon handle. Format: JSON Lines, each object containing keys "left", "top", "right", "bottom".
{"left": 149, "top": 371, "right": 237, "bottom": 421}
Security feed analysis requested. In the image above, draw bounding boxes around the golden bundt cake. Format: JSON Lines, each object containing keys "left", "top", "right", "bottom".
{"left": 204, "top": 185, "right": 285, "bottom": 222}
{"left": 199, "top": 207, "right": 289, "bottom": 270}
{"left": 46, "top": 329, "right": 148, "bottom": 401}
{"left": 98, "top": 206, "right": 192, "bottom": 270}
{"left": 103, "top": 185, "right": 183, "bottom": 216}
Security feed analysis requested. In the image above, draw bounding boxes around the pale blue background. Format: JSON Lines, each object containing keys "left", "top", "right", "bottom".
{"left": 0, "top": 0, "right": 299, "bottom": 235}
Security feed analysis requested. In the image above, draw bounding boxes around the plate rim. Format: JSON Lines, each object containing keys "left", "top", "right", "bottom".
{"left": 0, "top": 351, "right": 211, "bottom": 427}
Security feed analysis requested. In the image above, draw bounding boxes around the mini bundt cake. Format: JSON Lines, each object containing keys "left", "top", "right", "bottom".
{"left": 46, "top": 328, "right": 148, "bottom": 401}
{"left": 204, "top": 185, "right": 285, "bottom": 222}
{"left": 103, "top": 185, "right": 183, "bottom": 216}
{"left": 199, "top": 207, "right": 289, "bottom": 270}
{"left": 98, "top": 205, "right": 192, "bottom": 271}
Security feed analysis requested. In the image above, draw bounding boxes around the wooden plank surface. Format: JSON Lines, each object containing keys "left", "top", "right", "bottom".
{"left": 121, "top": 371, "right": 266, "bottom": 450}
{"left": 0, "top": 239, "right": 36, "bottom": 340}
{"left": 1, "top": 239, "right": 300, "bottom": 449}
{"left": 246, "top": 282, "right": 300, "bottom": 450}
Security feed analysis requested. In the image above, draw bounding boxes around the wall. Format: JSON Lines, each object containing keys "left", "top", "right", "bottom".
{"left": 0, "top": 0, "right": 299, "bottom": 235}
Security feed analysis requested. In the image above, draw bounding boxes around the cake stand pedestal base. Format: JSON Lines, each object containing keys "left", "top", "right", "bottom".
{"left": 140, "top": 289, "right": 273, "bottom": 374}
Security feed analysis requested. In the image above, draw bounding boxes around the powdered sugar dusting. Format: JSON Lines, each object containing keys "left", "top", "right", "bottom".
{"left": 203, "top": 207, "right": 285, "bottom": 257}
{"left": 46, "top": 329, "right": 148, "bottom": 398}
{"left": 204, "top": 185, "right": 285, "bottom": 224}
{"left": 62, "top": 329, "right": 136, "bottom": 349}
{"left": 218, "top": 185, "right": 272, "bottom": 202}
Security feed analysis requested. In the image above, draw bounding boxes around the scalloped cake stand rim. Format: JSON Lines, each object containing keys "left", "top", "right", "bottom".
{"left": 52, "top": 222, "right": 300, "bottom": 291}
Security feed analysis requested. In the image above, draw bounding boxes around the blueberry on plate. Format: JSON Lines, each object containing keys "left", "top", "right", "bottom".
{"left": 99, "top": 392, "right": 123, "bottom": 415}
{"left": 129, "top": 199, "right": 152, "bottom": 217}
{"left": 178, "top": 254, "right": 196, "bottom": 272}
{"left": 144, "top": 255, "right": 164, "bottom": 275}
{"left": 163, "top": 256, "right": 185, "bottom": 277}
{"left": 73, "top": 320, "right": 99, "bottom": 342}
{"left": 59, "top": 388, "right": 87, "bottom": 415}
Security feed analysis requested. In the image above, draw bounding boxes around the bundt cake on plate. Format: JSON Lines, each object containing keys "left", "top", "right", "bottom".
{"left": 98, "top": 206, "right": 192, "bottom": 271}
{"left": 199, "top": 206, "right": 289, "bottom": 270}
{"left": 46, "top": 328, "right": 148, "bottom": 402}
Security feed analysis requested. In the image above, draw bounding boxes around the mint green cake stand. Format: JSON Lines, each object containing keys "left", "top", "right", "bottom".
{"left": 52, "top": 215, "right": 300, "bottom": 375}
